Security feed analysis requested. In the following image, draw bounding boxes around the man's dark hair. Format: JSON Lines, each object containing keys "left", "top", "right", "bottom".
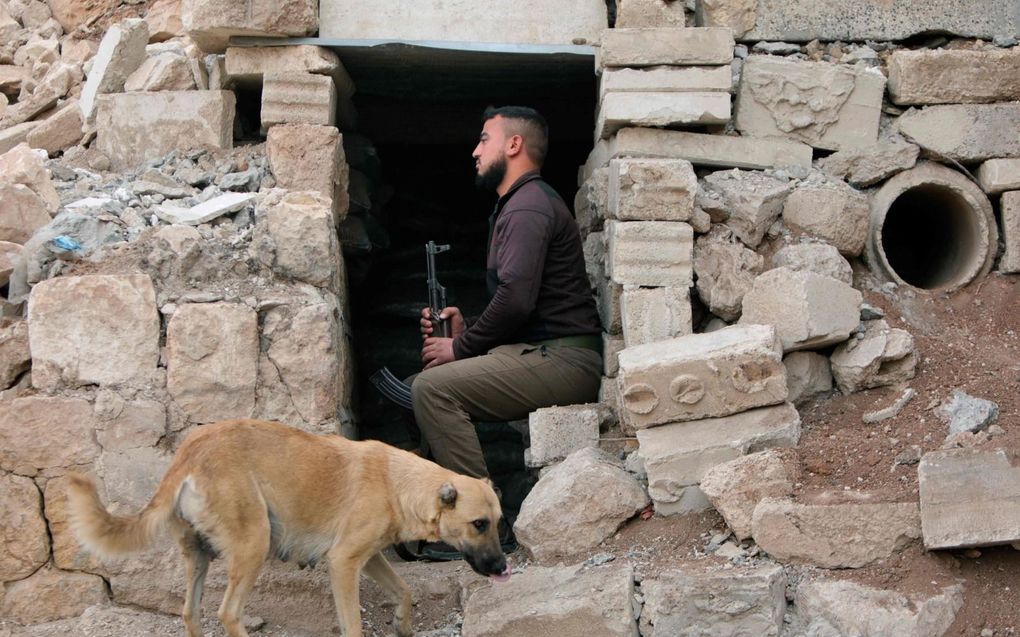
{"left": 482, "top": 105, "right": 549, "bottom": 167}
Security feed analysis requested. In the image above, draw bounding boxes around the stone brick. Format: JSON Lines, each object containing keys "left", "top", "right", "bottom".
{"left": 606, "top": 220, "right": 693, "bottom": 287}
{"left": 25, "top": 99, "right": 83, "bottom": 156}
{"left": 621, "top": 286, "right": 692, "bottom": 348}
{"left": 1001, "top": 191, "right": 1020, "bottom": 273}
{"left": 0, "top": 121, "right": 41, "bottom": 155}
{"left": 596, "top": 91, "right": 731, "bottom": 139}
{"left": 617, "top": 324, "right": 787, "bottom": 430}
{"left": 609, "top": 158, "right": 697, "bottom": 222}
{"left": 0, "top": 396, "right": 100, "bottom": 476}
{"left": 225, "top": 45, "right": 354, "bottom": 95}
{"left": 829, "top": 319, "right": 917, "bottom": 394}
{"left": 600, "top": 27, "right": 734, "bottom": 68}
{"left": 604, "top": 127, "right": 812, "bottom": 172}
{"left": 739, "top": 267, "right": 862, "bottom": 353}
{"left": 182, "top": 0, "right": 317, "bottom": 53}
{"left": 0, "top": 143, "right": 59, "bottom": 213}
{"left": 600, "top": 66, "right": 731, "bottom": 94}
{"left": 976, "top": 159, "right": 1020, "bottom": 195}
{"left": 616, "top": 0, "right": 687, "bottom": 27}
{"left": 0, "top": 183, "right": 50, "bottom": 244}
{"left": 693, "top": 225, "right": 764, "bottom": 321}
{"left": 123, "top": 50, "right": 195, "bottom": 91}
{"left": 782, "top": 178, "right": 869, "bottom": 256}
{"left": 0, "top": 566, "right": 108, "bottom": 624}
{"left": 28, "top": 274, "right": 160, "bottom": 389}
{"left": 93, "top": 392, "right": 166, "bottom": 451}
{"left": 261, "top": 72, "right": 335, "bottom": 130}
{"left": 144, "top": 0, "right": 183, "bottom": 42}
{"left": 79, "top": 18, "right": 148, "bottom": 122}
{"left": 603, "top": 333, "right": 625, "bottom": 377}
{"left": 640, "top": 565, "right": 786, "bottom": 637}
{"left": 266, "top": 123, "right": 349, "bottom": 222}
{"left": 524, "top": 404, "right": 600, "bottom": 468}
{"left": 918, "top": 447, "right": 1020, "bottom": 550}
{"left": 575, "top": 167, "right": 609, "bottom": 235}
{"left": 783, "top": 351, "right": 833, "bottom": 405}
{"left": 889, "top": 48, "right": 1020, "bottom": 105}
{"left": 770, "top": 243, "right": 852, "bottom": 285}
{"left": 896, "top": 104, "right": 1020, "bottom": 163}
{"left": 817, "top": 136, "right": 919, "bottom": 188}
{"left": 638, "top": 403, "right": 799, "bottom": 514}
{"left": 694, "top": 0, "right": 757, "bottom": 38}
{"left": 596, "top": 277, "right": 623, "bottom": 335}
{"left": 0, "top": 318, "right": 29, "bottom": 389}
{"left": 752, "top": 497, "right": 921, "bottom": 568}
{"left": 255, "top": 190, "right": 341, "bottom": 289}
{"left": 99, "top": 446, "right": 173, "bottom": 510}
{"left": 96, "top": 90, "right": 234, "bottom": 170}
{"left": 700, "top": 448, "right": 799, "bottom": 541}
{"left": 697, "top": 169, "right": 794, "bottom": 249}
{"left": 583, "top": 231, "right": 604, "bottom": 287}
{"left": 735, "top": 56, "right": 886, "bottom": 151}
{"left": 166, "top": 302, "right": 258, "bottom": 424}
{"left": 0, "top": 472, "right": 49, "bottom": 582}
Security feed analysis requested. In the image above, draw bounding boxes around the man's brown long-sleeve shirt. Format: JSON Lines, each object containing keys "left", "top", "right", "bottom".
{"left": 452, "top": 171, "right": 602, "bottom": 360}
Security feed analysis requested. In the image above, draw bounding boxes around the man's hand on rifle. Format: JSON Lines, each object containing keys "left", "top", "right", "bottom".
{"left": 419, "top": 307, "right": 465, "bottom": 339}
{"left": 420, "top": 307, "right": 464, "bottom": 370}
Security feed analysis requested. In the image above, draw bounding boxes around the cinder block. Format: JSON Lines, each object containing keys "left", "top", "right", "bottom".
{"left": 608, "top": 158, "right": 697, "bottom": 222}
{"left": 621, "top": 286, "right": 692, "bottom": 348}
{"left": 524, "top": 405, "right": 600, "bottom": 468}
{"left": 607, "top": 220, "right": 693, "bottom": 287}
{"left": 261, "top": 72, "right": 336, "bottom": 130}
{"left": 595, "top": 92, "right": 731, "bottom": 140}
{"left": 600, "top": 27, "right": 734, "bottom": 68}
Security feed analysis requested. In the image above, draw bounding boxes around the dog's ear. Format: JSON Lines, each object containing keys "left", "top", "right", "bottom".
{"left": 438, "top": 483, "right": 458, "bottom": 508}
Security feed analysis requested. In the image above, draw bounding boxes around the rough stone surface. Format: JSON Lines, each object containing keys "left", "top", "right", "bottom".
{"left": 752, "top": 497, "right": 921, "bottom": 568}
{"left": 515, "top": 447, "right": 649, "bottom": 561}
{"left": 123, "top": 50, "right": 195, "bottom": 91}
{"left": 782, "top": 179, "right": 869, "bottom": 256}
{"left": 783, "top": 351, "right": 833, "bottom": 405}
{"left": 0, "top": 319, "right": 29, "bottom": 389}
{"left": 27, "top": 274, "right": 159, "bottom": 389}
{"left": 621, "top": 286, "right": 692, "bottom": 348}
{"left": 0, "top": 396, "right": 100, "bottom": 477}
{"left": 261, "top": 72, "right": 336, "bottom": 130}
{"left": 597, "top": 277, "right": 623, "bottom": 335}
{"left": 0, "top": 566, "right": 109, "bottom": 624}
{"left": 0, "top": 183, "right": 51, "bottom": 244}
{"left": 639, "top": 403, "right": 800, "bottom": 514}
{"left": 696, "top": 169, "right": 794, "bottom": 248}
{"left": 96, "top": 90, "right": 235, "bottom": 170}
{"left": 93, "top": 393, "right": 166, "bottom": 451}
{"left": 695, "top": 0, "right": 757, "bottom": 38}
{"left": 700, "top": 449, "right": 799, "bottom": 540}
{"left": 24, "top": 99, "right": 83, "bottom": 156}
{"left": 596, "top": 91, "right": 731, "bottom": 139}
{"left": 267, "top": 123, "right": 349, "bottom": 222}
{"left": 0, "top": 143, "right": 59, "bottom": 212}
{"left": 144, "top": 0, "right": 183, "bottom": 42}
{"left": 1002, "top": 191, "right": 1020, "bottom": 273}
{"left": 461, "top": 563, "right": 638, "bottom": 637}
{"left": 608, "top": 158, "right": 697, "bottom": 221}
{"left": 770, "top": 243, "right": 853, "bottom": 285}
{"left": 182, "top": 0, "right": 318, "bottom": 52}
{"left": 575, "top": 167, "right": 609, "bottom": 235}
{"left": 79, "top": 18, "right": 149, "bottom": 122}
{"left": 693, "top": 225, "right": 764, "bottom": 321}
{"left": 255, "top": 190, "right": 341, "bottom": 289}
{"left": 616, "top": 0, "right": 687, "bottom": 27}
{"left": 888, "top": 48, "right": 1020, "bottom": 105}
{"left": 817, "top": 136, "right": 920, "bottom": 188}
{"left": 937, "top": 389, "right": 999, "bottom": 436}
{"left": 793, "top": 580, "right": 963, "bottom": 637}
{"left": 736, "top": 56, "right": 886, "bottom": 151}
{"left": 524, "top": 404, "right": 600, "bottom": 468}
{"left": 0, "top": 122, "right": 41, "bottom": 156}
{"left": 606, "top": 220, "right": 693, "bottom": 287}
{"left": 0, "top": 472, "right": 49, "bottom": 582}
{"left": 0, "top": 240, "right": 19, "bottom": 288}
{"left": 739, "top": 267, "right": 862, "bottom": 352}
{"left": 225, "top": 46, "right": 352, "bottom": 92}
{"left": 165, "top": 302, "right": 258, "bottom": 424}
{"left": 600, "top": 66, "right": 731, "bottom": 94}
{"left": 602, "top": 127, "right": 813, "bottom": 172}
{"left": 617, "top": 324, "right": 787, "bottom": 430}
{"left": 919, "top": 447, "right": 1020, "bottom": 550}
{"left": 603, "top": 333, "right": 625, "bottom": 378}
{"left": 600, "top": 27, "right": 734, "bottom": 67}
{"left": 896, "top": 104, "right": 1020, "bottom": 163}
{"left": 976, "top": 158, "right": 1020, "bottom": 195}
{"left": 640, "top": 564, "right": 786, "bottom": 636}
{"left": 830, "top": 319, "right": 917, "bottom": 394}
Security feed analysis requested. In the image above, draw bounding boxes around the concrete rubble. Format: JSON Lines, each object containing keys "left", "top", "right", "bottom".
{"left": 699, "top": 449, "right": 799, "bottom": 540}
{"left": 830, "top": 319, "right": 918, "bottom": 394}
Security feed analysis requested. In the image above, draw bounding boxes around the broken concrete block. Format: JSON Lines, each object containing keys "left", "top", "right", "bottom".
{"left": 0, "top": 471, "right": 49, "bottom": 582}
{"left": 261, "top": 71, "right": 336, "bottom": 130}
{"left": 817, "top": 136, "right": 920, "bottom": 188}
{"left": 96, "top": 90, "right": 234, "bottom": 170}
{"left": 154, "top": 191, "right": 255, "bottom": 225}
{"left": 621, "top": 286, "right": 692, "bottom": 348}
{"left": 144, "top": 0, "right": 183, "bottom": 42}
{"left": 597, "top": 277, "right": 623, "bottom": 335}
{"left": 770, "top": 243, "right": 852, "bottom": 285}
{"left": 736, "top": 56, "right": 886, "bottom": 151}
{"left": 888, "top": 48, "right": 1020, "bottom": 106}
{"left": 694, "top": 0, "right": 757, "bottom": 38}
{"left": 524, "top": 405, "right": 600, "bottom": 468}
{"left": 639, "top": 403, "right": 800, "bottom": 515}
{"left": 596, "top": 91, "right": 731, "bottom": 139}
{"left": 515, "top": 447, "right": 649, "bottom": 561}
{"left": 0, "top": 396, "right": 100, "bottom": 477}
{"left": 938, "top": 389, "right": 999, "bottom": 436}
{"left": 608, "top": 157, "right": 697, "bottom": 222}
{"left": 225, "top": 45, "right": 353, "bottom": 93}
{"left": 79, "top": 18, "right": 149, "bottom": 122}
{"left": 739, "top": 267, "right": 862, "bottom": 352}
{"left": 0, "top": 566, "right": 108, "bottom": 625}
{"left": 123, "top": 50, "right": 195, "bottom": 91}
{"left": 166, "top": 302, "right": 258, "bottom": 424}
{"left": 606, "top": 220, "right": 693, "bottom": 287}
{"left": 618, "top": 324, "right": 787, "bottom": 430}
{"left": 25, "top": 99, "right": 82, "bottom": 155}
{"left": 700, "top": 448, "right": 799, "bottom": 540}
{"left": 829, "top": 319, "right": 917, "bottom": 394}
{"left": 794, "top": 580, "right": 963, "bottom": 637}
{"left": 600, "top": 27, "right": 734, "bottom": 68}
{"left": 616, "top": 0, "right": 687, "bottom": 27}
{"left": 181, "top": 0, "right": 317, "bottom": 53}
{"left": 640, "top": 564, "right": 786, "bottom": 637}
{"left": 1002, "top": 191, "right": 1020, "bottom": 273}
{"left": 604, "top": 126, "right": 812, "bottom": 172}
{"left": 255, "top": 190, "right": 341, "bottom": 290}
{"left": 782, "top": 179, "right": 869, "bottom": 257}
{"left": 693, "top": 225, "right": 764, "bottom": 322}
{"left": 0, "top": 241, "right": 21, "bottom": 289}
{"left": 267, "top": 123, "right": 349, "bottom": 223}
{"left": 461, "top": 562, "right": 639, "bottom": 637}
{"left": 897, "top": 104, "right": 1020, "bottom": 163}
{"left": 752, "top": 497, "right": 921, "bottom": 568}
{"left": 696, "top": 169, "right": 794, "bottom": 248}
{"left": 600, "top": 66, "right": 731, "bottom": 95}
{"left": 919, "top": 447, "right": 1020, "bottom": 550}
{"left": 27, "top": 274, "right": 159, "bottom": 389}
{"left": 0, "top": 319, "right": 29, "bottom": 391}
{"left": 783, "top": 351, "right": 833, "bottom": 405}
{"left": 976, "top": 158, "right": 1020, "bottom": 195}
{"left": 0, "top": 142, "right": 59, "bottom": 212}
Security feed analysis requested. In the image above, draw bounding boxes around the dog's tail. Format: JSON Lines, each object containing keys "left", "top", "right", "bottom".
{"left": 66, "top": 473, "right": 172, "bottom": 557}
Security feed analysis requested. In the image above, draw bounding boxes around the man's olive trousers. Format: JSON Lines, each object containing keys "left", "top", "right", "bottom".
{"left": 410, "top": 343, "right": 602, "bottom": 479}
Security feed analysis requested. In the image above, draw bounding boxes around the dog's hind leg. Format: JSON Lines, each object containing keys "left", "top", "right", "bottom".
{"left": 177, "top": 532, "right": 211, "bottom": 637}
{"left": 363, "top": 553, "right": 412, "bottom": 637}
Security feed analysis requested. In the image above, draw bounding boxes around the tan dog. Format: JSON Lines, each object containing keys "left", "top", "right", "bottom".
{"left": 67, "top": 419, "right": 510, "bottom": 637}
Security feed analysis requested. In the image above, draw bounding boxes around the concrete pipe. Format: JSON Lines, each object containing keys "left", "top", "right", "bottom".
{"left": 866, "top": 161, "right": 998, "bottom": 291}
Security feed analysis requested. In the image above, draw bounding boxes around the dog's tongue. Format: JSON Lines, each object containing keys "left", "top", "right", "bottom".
{"left": 490, "top": 561, "right": 512, "bottom": 583}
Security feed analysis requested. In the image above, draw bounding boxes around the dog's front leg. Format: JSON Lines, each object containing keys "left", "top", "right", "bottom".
{"left": 363, "top": 553, "right": 413, "bottom": 637}
{"left": 328, "top": 550, "right": 367, "bottom": 637}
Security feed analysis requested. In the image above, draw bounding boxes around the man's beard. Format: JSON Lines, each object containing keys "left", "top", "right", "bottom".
{"left": 475, "top": 155, "right": 507, "bottom": 191}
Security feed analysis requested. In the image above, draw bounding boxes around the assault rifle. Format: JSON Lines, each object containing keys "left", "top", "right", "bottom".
{"left": 371, "top": 241, "right": 451, "bottom": 410}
